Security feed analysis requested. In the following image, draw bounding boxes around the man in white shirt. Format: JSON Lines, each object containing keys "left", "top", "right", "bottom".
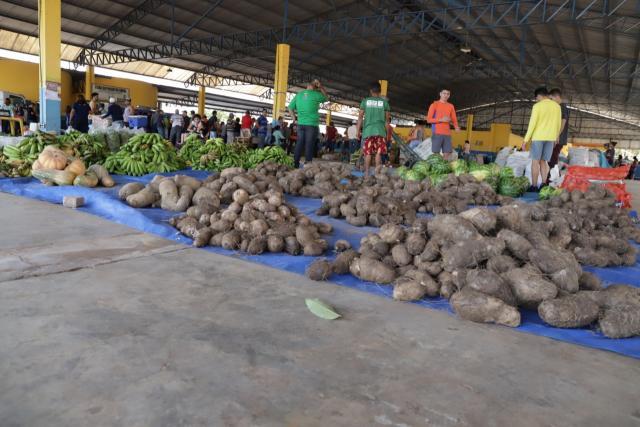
{"left": 169, "top": 109, "right": 184, "bottom": 146}
{"left": 123, "top": 99, "right": 134, "bottom": 127}
{"left": 346, "top": 122, "right": 359, "bottom": 154}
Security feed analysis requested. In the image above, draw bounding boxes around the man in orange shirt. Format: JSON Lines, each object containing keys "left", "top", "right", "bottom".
{"left": 426, "top": 89, "right": 460, "bottom": 160}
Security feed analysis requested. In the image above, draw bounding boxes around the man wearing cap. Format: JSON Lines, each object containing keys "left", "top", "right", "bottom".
{"left": 102, "top": 97, "right": 124, "bottom": 127}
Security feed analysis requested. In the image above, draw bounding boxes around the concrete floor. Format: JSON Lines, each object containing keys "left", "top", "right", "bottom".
{"left": 1, "top": 193, "right": 639, "bottom": 427}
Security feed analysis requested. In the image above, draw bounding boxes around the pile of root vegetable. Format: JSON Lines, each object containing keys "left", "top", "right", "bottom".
{"left": 119, "top": 162, "right": 333, "bottom": 255}
{"left": 287, "top": 163, "right": 507, "bottom": 227}
{"left": 307, "top": 185, "right": 640, "bottom": 338}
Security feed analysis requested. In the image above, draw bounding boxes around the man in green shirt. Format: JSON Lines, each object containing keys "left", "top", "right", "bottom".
{"left": 357, "top": 82, "right": 391, "bottom": 176}
{"left": 288, "top": 79, "right": 328, "bottom": 168}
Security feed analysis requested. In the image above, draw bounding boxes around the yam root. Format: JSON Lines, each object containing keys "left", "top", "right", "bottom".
{"left": 538, "top": 294, "right": 600, "bottom": 328}
{"left": 598, "top": 306, "right": 640, "bottom": 338}
{"left": 119, "top": 182, "right": 145, "bottom": 200}
{"left": 450, "top": 288, "right": 521, "bottom": 327}
{"left": 393, "top": 278, "right": 426, "bottom": 302}
{"left": 333, "top": 249, "right": 358, "bottom": 274}
{"left": 578, "top": 271, "right": 603, "bottom": 291}
{"left": 306, "top": 259, "right": 333, "bottom": 281}
{"left": 126, "top": 186, "right": 159, "bottom": 208}
{"left": 502, "top": 266, "right": 558, "bottom": 306}
{"left": 441, "top": 238, "right": 505, "bottom": 271}
{"left": 349, "top": 257, "right": 396, "bottom": 284}
{"left": 334, "top": 239, "right": 352, "bottom": 252}
{"left": 465, "top": 269, "right": 517, "bottom": 306}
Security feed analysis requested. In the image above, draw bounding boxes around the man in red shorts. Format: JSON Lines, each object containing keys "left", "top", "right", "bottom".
{"left": 357, "top": 81, "right": 391, "bottom": 176}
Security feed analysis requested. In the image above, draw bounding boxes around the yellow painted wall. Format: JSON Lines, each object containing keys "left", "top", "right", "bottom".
{"left": 61, "top": 70, "right": 73, "bottom": 111}
{"left": 509, "top": 133, "right": 524, "bottom": 148}
{"left": 0, "top": 58, "right": 40, "bottom": 101}
{"left": 94, "top": 76, "right": 157, "bottom": 107}
{"left": 0, "top": 58, "right": 157, "bottom": 112}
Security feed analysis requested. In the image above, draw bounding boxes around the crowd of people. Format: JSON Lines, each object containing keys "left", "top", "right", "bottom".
{"left": 7, "top": 82, "right": 637, "bottom": 182}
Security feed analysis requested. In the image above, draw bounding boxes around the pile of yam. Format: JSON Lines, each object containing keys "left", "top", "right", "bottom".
{"left": 309, "top": 189, "right": 639, "bottom": 338}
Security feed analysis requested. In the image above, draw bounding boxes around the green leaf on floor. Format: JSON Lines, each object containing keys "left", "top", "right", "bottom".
{"left": 305, "top": 298, "right": 341, "bottom": 320}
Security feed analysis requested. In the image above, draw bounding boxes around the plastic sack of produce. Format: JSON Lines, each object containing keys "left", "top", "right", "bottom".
{"left": 505, "top": 151, "right": 529, "bottom": 177}
{"left": 413, "top": 138, "right": 433, "bottom": 160}
{"left": 495, "top": 146, "right": 513, "bottom": 167}
{"left": 560, "top": 165, "right": 632, "bottom": 208}
{"left": 568, "top": 147, "right": 589, "bottom": 165}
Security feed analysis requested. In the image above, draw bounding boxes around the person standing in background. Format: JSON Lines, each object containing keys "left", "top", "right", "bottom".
{"left": 628, "top": 156, "right": 638, "bottom": 179}
{"left": 346, "top": 121, "right": 359, "bottom": 154}
{"left": 234, "top": 117, "right": 241, "bottom": 140}
{"left": 226, "top": 114, "right": 236, "bottom": 143}
{"left": 69, "top": 94, "right": 91, "bottom": 133}
{"left": 169, "top": 109, "right": 184, "bottom": 147}
{"left": 357, "top": 81, "right": 391, "bottom": 176}
{"left": 407, "top": 119, "right": 426, "bottom": 149}
{"left": 288, "top": 79, "right": 328, "bottom": 167}
{"left": 548, "top": 88, "right": 569, "bottom": 169}
{"left": 241, "top": 111, "right": 252, "bottom": 138}
{"left": 325, "top": 121, "right": 337, "bottom": 152}
{"left": 522, "top": 87, "right": 562, "bottom": 191}
{"left": 1, "top": 98, "right": 14, "bottom": 134}
{"left": 102, "top": 97, "right": 124, "bottom": 127}
{"left": 605, "top": 142, "right": 617, "bottom": 167}
{"left": 257, "top": 109, "right": 269, "bottom": 147}
{"left": 89, "top": 92, "right": 99, "bottom": 114}
{"left": 426, "top": 89, "right": 460, "bottom": 160}
{"left": 123, "top": 99, "right": 134, "bottom": 128}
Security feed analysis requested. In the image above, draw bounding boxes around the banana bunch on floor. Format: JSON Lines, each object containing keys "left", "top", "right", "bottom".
{"left": 57, "top": 131, "right": 110, "bottom": 165}
{"left": 103, "top": 133, "right": 184, "bottom": 176}
{"left": 1, "top": 131, "right": 58, "bottom": 177}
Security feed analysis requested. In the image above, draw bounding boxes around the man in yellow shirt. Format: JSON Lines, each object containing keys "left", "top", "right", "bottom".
{"left": 522, "top": 87, "right": 562, "bottom": 191}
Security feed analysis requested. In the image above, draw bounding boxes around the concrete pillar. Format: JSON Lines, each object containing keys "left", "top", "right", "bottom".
{"left": 326, "top": 110, "right": 331, "bottom": 127}
{"left": 379, "top": 80, "right": 388, "bottom": 97}
{"left": 273, "top": 43, "right": 290, "bottom": 120}
{"left": 38, "top": 0, "right": 61, "bottom": 132}
{"left": 198, "top": 86, "right": 205, "bottom": 116}
{"left": 85, "top": 65, "right": 95, "bottom": 100}
{"left": 466, "top": 114, "right": 474, "bottom": 140}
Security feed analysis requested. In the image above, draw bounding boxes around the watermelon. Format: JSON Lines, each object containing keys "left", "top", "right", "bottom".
{"left": 405, "top": 169, "right": 425, "bottom": 181}
{"left": 412, "top": 161, "right": 430, "bottom": 176}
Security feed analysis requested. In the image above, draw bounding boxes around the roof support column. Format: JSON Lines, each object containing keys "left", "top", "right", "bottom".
{"left": 326, "top": 110, "right": 331, "bottom": 127}
{"left": 466, "top": 114, "right": 474, "bottom": 141}
{"left": 198, "top": 86, "right": 206, "bottom": 116}
{"left": 85, "top": 65, "right": 95, "bottom": 100}
{"left": 379, "top": 80, "right": 388, "bottom": 97}
{"left": 38, "top": 0, "right": 61, "bottom": 132}
{"left": 273, "top": 43, "right": 290, "bottom": 120}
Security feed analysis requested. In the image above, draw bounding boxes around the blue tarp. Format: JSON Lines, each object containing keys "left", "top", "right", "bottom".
{"left": 1, "top": 170, "right": 639, "bottom": 359}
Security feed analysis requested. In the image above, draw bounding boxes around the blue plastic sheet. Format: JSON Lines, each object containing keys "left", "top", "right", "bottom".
{"left": 1, "top": 171, "right": 639, "bottom": 359}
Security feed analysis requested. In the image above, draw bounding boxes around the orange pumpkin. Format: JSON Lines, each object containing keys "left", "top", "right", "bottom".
{"left": 65, "top": 158, "right": 86, "bottom": 176}
{"left": 37, "top": 146, "right": 68, "bottom": 170}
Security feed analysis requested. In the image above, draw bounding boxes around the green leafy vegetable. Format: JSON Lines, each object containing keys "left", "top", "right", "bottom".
{"left": 539, "top": 186, "right": 563, "bottom": 200}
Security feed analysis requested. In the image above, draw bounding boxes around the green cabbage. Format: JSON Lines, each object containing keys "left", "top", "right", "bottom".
{"left": 426, "top": 153, "right": 445, "bottom": 167}
{"left": 468, "top": 161, "right": 484, "bottom": 172}
{"left": 450, "top": 159, "right": 468, "bottom": 176}
{"left": 498, "top": 176, "right": 530, "bottom": 197}
{"left": 539, "top": 186, "right": 562, "bottom": 200}
{"left": 499, "top": 167, "right": 514, "bottom": 179}
{"left": 470, "top": 169, "right": 490, "bottom": 181}
{"left": 405, "top": 169, "right": 425, "bottom": 181}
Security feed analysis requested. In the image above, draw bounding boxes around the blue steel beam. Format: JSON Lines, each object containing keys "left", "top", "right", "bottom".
{"left": 81, "top": 0, "right": 639, "bottom": 66}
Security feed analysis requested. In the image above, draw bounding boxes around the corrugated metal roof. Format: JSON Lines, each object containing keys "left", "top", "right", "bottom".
{"left": 0, "top": 0, "right": 637, "bottom": 131}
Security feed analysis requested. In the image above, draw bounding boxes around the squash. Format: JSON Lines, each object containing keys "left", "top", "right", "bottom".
{"left": 37, "top": 146, "right": 68, "bottom": 170}
{"left": 65, "top": 158, "right": 86, "bottom": 176}
{"left": 73, "top": 170, "right": 99, "bottom": 188}
{"left": 88, "top": 164, "right": 115, "bottom": 187}
{"left": 31, "top": 159, "right": 45, "bottom": 171}
{"left": 32, "top": 169, "right": 76, "bottom": 186}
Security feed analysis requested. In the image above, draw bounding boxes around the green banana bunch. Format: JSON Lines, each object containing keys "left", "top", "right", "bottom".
{"left": 103, "top": 133, "right": 184, "bottom": 176}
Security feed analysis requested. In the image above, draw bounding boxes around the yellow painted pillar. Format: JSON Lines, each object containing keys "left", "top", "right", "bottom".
{"left": 38, "top": 0, "right": 62, "bottom": 132}
{"left": 466, "top": 114, "right": 474, "bottom": 140}
{"left": 326, "top": 110, "right": 331, "bottom": 127}
{"left": 85, "top": 65, "right": 95, "bottom": 100}
{"left": 198, "top": 86, "right": 206, "bottom": 116}
{"left": 379, "top": 80, "right": 388, "bottom": 97}
{"left": 273, "top": 43, "right": 290, "bottom": 119}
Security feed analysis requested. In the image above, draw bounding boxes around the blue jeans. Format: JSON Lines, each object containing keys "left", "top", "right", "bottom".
{"left": 349, "top": 138, "right": 360, "bottom": 154}
{"left": 294, "top": 125, "right": 319, "bottom": 167}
